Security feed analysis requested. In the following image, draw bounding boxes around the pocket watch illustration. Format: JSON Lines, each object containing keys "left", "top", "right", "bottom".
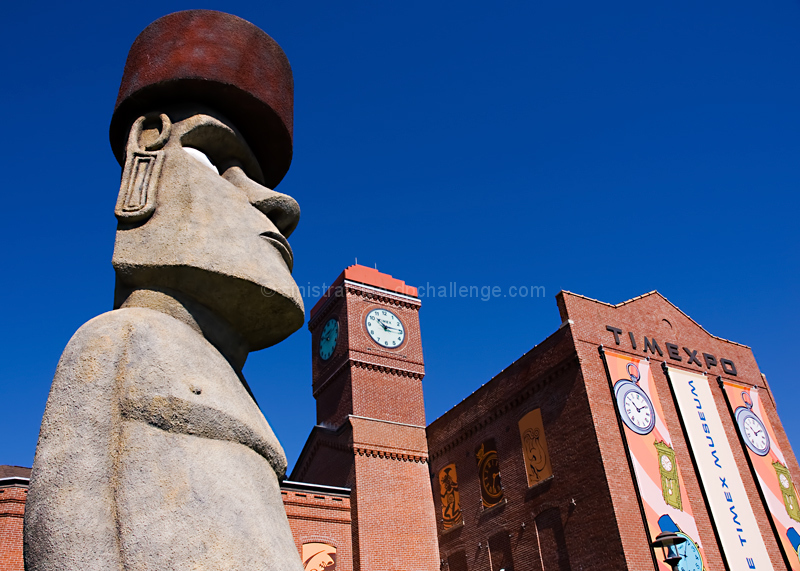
{"left": 655, "top": 441, "right": 682, "bottom": 511}
{"left": 774, "top": 461, "right": 800, "bottom": 522}
{"left": 614, "top": 362, "right": 655, "bottom": 435}
{"left": 734, "top": 391, "right": 770, "bottom": 456}
{"left": 319, "top": 318, "right": 339, "bottom": 360}
{"left": 658, "top": 514, "right": 704, "bottom": 571}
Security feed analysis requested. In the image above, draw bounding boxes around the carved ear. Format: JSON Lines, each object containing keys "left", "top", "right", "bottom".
{"left": 115, "top": 113, "right": 172, "bottom": 222}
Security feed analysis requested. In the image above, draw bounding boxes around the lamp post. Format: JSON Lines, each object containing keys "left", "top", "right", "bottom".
{"left": 651, "top": 531, "right": 686, "bottom": 570}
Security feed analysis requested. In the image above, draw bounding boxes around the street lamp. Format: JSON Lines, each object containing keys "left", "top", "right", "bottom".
{"left": 651, "top": 531, "right": 686, "bottom": 570}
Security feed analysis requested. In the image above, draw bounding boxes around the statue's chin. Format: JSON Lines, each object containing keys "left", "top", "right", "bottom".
{"left": 113, "top": 263, "right": 305, "bottom": 351}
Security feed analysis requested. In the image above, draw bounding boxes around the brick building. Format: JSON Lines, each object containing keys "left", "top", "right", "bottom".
{"left": 6, "top": 266, "right": 800, "bottom": 571}
{"left": 293, "top": 267, "right": 800, "bottom": 571}
{"left": 0, "top": 467, "right": 29, "bottom": 571}
{"left": 292, "top": 265, "right": 441, "bottom": 571}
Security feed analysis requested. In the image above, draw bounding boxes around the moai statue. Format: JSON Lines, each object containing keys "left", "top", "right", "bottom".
{"left": 24, "top": 11, "right": 305, "bottom": 571}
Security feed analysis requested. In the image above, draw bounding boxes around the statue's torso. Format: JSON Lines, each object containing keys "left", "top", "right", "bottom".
{"left": 25, "top": 308, "right": 301, "bottom": 571}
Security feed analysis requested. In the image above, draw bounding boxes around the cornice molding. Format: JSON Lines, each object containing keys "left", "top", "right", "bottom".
{"left": 347, "top": 283, "right": 421, "bottom": 311}
{"left": 351, "top": 359, "right": 424, "bottom": 379}
{"left": 354, "top": 446, "right": 428, "bottom": 463}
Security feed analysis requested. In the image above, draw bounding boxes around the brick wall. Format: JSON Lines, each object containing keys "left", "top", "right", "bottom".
{"left": 351, "top": 453, "right": 440, "bottom": 571}
{"left": 427, "top": 325, "right": 628, "bottom": 571}
{"left": 0, "top": 467, "right": 30, "bottom": 571}
{"left": 281, "top": 481, "right": 353, "bottom": 571}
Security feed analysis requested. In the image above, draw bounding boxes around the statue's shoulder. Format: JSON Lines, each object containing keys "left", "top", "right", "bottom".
{"left": 61, "top": 308, "right": 209, "bottom": 368}
{"left": 70, "top": 307, "right": 199, "bottom": 344}
{"left": 76, "top": 306, "right": 191, "bottom": 331}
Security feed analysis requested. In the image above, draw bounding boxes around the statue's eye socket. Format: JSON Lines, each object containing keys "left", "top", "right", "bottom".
{"left": 183, "top": 146, "right": 219, "bottom": 175}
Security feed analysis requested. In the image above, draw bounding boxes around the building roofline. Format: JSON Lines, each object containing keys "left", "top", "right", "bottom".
{"left": 289, "top": 422, "right": 352, "bottom": 482}
{"left": 281, "top": 480, "right": 351, "bottom": 496}
{"left": 559, "top": 290, "right": 750, "bottom": 349}
{"left": 427, "top": 324, "right": 572, "bottom": 429}
{"left": 0, "top": 476, "right": 30, "bottom": 486}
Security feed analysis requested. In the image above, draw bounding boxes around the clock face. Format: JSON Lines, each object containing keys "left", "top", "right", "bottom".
{"left": 617, "top": 384, "right": 655, "bottom": 435}
{"left": 736, "top": 408, "right": 770, "bottom": 456}
{"left": 319, "top": 318, "right": 339, "bottom": 360}
{"left": 480, "top": 454, "right": 503, "bottom": 503}
{"left": 781, "top": 474, "right": 791, "bottom": 489}
{"left": 661, "top": 454, "right": 673, "bottom": 472}
{"left": 675, "top": 534, "right": 704, "bottom": 571}
{"left": 625, "top": 392, "right": 652, "bottom": 429}
{"left": 744, "top": 417, "right": 768, "bottom": 453}
{"left": 365, "top": 309, "right": 405, "bottom": 348}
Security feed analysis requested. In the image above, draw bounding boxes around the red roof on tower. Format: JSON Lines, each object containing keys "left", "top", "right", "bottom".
{"left": 310, "top": 265, "right": 418, "bottom": 318}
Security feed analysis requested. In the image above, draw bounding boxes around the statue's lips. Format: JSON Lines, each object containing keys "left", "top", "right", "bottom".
{"left": 260, "top": 232, "right": 294, "bottom": 272}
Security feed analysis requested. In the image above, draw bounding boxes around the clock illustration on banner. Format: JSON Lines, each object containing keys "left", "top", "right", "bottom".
{"left": 657, "top": 515, "right": 704, "bottom": 571}
{"left": 774, "top": 462, "right": 800, "bottom": 522}
{"left": 365, "top": 309, "right": 405, "bottom": 348}
{"left": 614, "top": 362, "right": 655, "bottom": 436}
{"left": 655, "top": 441, "right": 682, "bottom": 510}
{"left": 319, "top": 318, "right": 339, "bottom": 360}
{"left": 734, "top": 391, "right": 770, "bottom": 456}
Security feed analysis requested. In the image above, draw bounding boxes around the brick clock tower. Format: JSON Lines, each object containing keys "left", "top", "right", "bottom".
{"left": 291, "top": 265, "right": 440, "bottom": 571}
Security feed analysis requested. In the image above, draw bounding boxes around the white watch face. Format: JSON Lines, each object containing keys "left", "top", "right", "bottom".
{"left": 744, "top": 416, "right": 768, "bottom": 452}
{"left": 365, "top": 309, "right": 405, "bottom": 348}
{"left": 624, "top": 391, "right": 653, "bottom": 430}
{"left": 661, "top": 455, "right": 673, "bottom": 472}
{"left": 780, "top": 473, "right": 790, "bottom": 489}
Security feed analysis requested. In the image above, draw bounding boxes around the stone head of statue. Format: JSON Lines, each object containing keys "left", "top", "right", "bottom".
{"left": 109, "top": 10, "right": 303, "bottom": 351}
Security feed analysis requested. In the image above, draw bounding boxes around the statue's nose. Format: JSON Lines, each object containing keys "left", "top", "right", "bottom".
{"left": 222, "top": 167, "right": 300, "bottom": 237}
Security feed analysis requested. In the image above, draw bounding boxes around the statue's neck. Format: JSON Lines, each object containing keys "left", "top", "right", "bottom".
{"left": 118, "top": 287, "right": 249, "bottom": 374}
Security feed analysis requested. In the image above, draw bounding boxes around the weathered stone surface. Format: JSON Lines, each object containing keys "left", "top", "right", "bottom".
{"left": 25, "top": 10, "right": 306, "bottom": 571}
{"left": 25, "top": 308, "right": 299, "bottom": 570}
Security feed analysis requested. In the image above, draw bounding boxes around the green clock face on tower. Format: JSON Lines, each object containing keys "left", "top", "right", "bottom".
{"left": 365, "top": 309, "right": 405, "bottom": 348}
{"left": 319, "top": 318, "right": 339, "bottom": 360}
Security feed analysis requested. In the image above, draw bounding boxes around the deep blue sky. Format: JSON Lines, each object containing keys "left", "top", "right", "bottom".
{"left": 1, "top": 0, "right": 798, "bottom": 472}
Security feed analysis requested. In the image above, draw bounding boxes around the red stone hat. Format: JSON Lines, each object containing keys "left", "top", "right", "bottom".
{"left": 109, "top": 10, "right": 293, "bottom": 188}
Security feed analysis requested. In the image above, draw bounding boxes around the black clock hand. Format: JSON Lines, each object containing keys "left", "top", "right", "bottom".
{"left": 377, "top": 319, "right": 401, "bottom": 333}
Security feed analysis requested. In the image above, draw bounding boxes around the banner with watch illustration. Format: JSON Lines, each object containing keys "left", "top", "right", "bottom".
{"left": 601, "top": 349, "right": 707, "bottom": 571}
{"left": 666, "top": 366, "right": 772, "bottom": 570}
{"left": 721, "top": 379, "right": 800, "bottom": 570}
